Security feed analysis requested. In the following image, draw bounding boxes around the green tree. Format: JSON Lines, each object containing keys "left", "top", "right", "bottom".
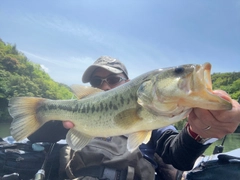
{"left": 0, "top": 38, "right": 73, "bottom": 122}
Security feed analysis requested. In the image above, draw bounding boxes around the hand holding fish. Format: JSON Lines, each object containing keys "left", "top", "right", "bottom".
{"left": 187, "top": 90, "right": 240, "bottom": 139}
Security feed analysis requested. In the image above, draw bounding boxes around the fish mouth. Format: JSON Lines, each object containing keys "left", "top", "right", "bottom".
{"left": 179, "top": 62, "right": 212, "bottom": 95}
{"left": 183, "top": 62, "right": 232, "bottom": 110}
{"left": 194, "top": 62, "right": 212, "bottom": 91}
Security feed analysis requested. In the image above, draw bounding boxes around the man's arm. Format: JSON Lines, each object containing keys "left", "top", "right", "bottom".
{"left": 154, "top": 128, "right": 209, "bottom": 171}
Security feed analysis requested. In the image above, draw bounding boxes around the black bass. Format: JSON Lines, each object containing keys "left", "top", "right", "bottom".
{"left": 8, "top": 63, "right": 232, "bottom": 152}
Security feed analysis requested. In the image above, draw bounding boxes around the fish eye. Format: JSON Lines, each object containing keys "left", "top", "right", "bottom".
{"left": 174, "top": 67, "right": 185, "bottom": 74}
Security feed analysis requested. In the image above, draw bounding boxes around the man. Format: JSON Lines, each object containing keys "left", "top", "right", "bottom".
{"left": 29, "top": 56, "right": 240, "bottom": 180}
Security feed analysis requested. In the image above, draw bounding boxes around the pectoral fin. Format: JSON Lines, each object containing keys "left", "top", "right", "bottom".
{"left": 66, "top": 128, "right": 93, "bottom": 151}
{"left": 114, "top": 108, "right": 142, "bottom": 128}
{"left": 127, "top": 131, "right": 152, "bottom": 152}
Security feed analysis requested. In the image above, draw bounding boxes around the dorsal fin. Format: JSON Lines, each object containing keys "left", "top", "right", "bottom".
{"left": 70, "top": 84, "right": 103, "bottom": 99}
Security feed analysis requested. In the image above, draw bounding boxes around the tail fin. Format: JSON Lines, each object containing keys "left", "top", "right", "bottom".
{"left": 8, "top": 97, "right": 45, "bottom": 141}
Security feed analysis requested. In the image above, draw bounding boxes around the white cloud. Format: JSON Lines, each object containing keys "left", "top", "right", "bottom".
{"left": 20, "top": 49, "right": 93, "bottom": 69}
{"left": 40, "top": 64, "right": 49, "bottom": 73}
{"left": 20, "top": 50, "right": 53, "bottom": 63}
{"left": 22, "top": 13, "right": 105, "bottom": 44}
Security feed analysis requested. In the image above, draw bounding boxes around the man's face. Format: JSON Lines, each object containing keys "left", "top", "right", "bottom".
{"left": 90, "top": 68, "right": 128, "bottom": 91}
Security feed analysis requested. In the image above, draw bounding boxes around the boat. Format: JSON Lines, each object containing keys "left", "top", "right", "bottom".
{"left": 1, "top": 136, "right": 240, "bottom": 180}
{"left": 0, "top": 136, "right": 66, "bottom": 180}
{"left": 182, "top": 147, "right": 240, "bottom": 180}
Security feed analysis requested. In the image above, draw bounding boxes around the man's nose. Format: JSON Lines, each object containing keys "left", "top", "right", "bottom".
{"left": 99, "top": 81, "right": 111, "bottom": 91}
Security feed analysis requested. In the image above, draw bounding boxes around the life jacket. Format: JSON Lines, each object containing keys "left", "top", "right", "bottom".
{"left": 59, "top": 136, "right": 156, "bottom": 180}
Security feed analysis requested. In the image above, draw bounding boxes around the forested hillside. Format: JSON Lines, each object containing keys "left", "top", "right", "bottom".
{"left": 212, "top": 72, "right": 240, "bottom": 100}
{"left": 0, "top": 39, "right": 73, "bottom": 122}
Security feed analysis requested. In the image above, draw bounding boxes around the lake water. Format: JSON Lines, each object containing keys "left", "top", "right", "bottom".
{"left": 0, "top": 123, "right": 11, "bottom": 137}
{"left": 204, "top": 133, "right": 240, "bottom": 155}
{"left": 0, "top": 123, "right": 239, "bottom": 155}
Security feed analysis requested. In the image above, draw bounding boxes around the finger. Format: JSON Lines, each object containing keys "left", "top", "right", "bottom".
{"left": 212, "top": 90, "right": 232, "bottom": 102}
{"left": 210, "top": 99, "right": 240, "bottom": 123}
{"left": 63, "top": 121, "right": 75, "bottom": 129}
{"left": 188, "top": 109, "right": 212, "bottom": 134}
{"left": 188, "top": 109, "right": 230, "bottom": 138}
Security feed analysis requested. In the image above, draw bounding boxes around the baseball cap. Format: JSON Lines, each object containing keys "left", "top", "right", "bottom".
{"left": 82, "top": 56, "right": 129, "bottom": 83}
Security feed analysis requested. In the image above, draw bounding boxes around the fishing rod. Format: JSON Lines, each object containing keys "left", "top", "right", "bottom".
{"left": 34, "top": 143, "right": 56, "bottom": 180}
{"left": 212, "top": 135, "right": 227, "bottom": 155}
{"left": 206, "top": 135, "right": 227, "bottom": 161}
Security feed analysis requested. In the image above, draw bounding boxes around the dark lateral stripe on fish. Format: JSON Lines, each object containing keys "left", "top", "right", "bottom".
{"left": 91, "top": 105, "right": 96, "bottom": 113}
{"left": 37, "top": 104, "right": 78, "bottom": 112}
{"left": 35, "top": 93, "right": 137, "bottom": 116}
{"left": 113, "top": 105, "right": 118, "bottom": 110}
{"left": 104, "top": 103, "right": 108, "bottom": 111}
{"left": 109, "top": 101, "right": 113, "bottom": 109}
{"left": 120, "top": 95, "right": 124, "bottom": 105}
{"left": 81, "top": 105, "right": 86, "bottom": 113}
{"left": 87, "top": 104, "right": 90, "bottom": 113}
{"left": 100, "top": 102, "right": 104, "bottom": 111}
{"left": 37, "top": 101, "right": 120, "bottom": 115}
{"left": 130, "top": 93, "right": 136, "bottom": 101}
{"left": 127, "top": 98, "right": 130, "bottom": 105}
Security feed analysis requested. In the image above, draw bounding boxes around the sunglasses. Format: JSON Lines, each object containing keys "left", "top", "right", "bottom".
{"left": 90, "top": 75, "right": 127, "bottom": 87}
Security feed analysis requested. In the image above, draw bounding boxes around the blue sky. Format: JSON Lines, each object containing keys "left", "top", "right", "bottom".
{"left": 0, "top": 0, "right": 240, "bottom": 85}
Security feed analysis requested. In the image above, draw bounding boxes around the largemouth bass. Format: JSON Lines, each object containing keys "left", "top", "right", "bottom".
{"left": 8, "top": 63, "right": 232, "bottom": 152}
